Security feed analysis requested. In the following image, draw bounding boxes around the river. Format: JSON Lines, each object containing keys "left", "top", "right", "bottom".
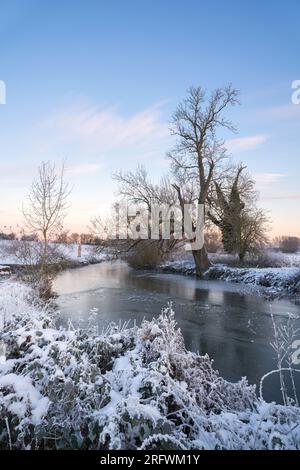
{"left": 53, "top": 261, "right": 300, "bottom": 403}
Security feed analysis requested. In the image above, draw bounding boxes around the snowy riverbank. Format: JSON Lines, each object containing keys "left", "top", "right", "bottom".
{"left": 0, "top": 240, "right": 109, "bottom": 268}
{"left": 160, "top": 259, "right": 300, "bottom": 300}
{"left": 1, "top": 239, "right": 300, "bottom": 300}
{"left": 0, "top": 279, "right": 300, "bottom": 450}
{"left": 206, "top": 265, "right": 300, "bottom": 299}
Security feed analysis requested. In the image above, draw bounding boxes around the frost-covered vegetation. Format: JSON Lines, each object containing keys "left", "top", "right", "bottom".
{"left": 0, "top": 239, "right": 107, "bottom": 267}
{"left": 160, "top": 252, "right": 300, "bottom": 299}
{"left": 0, "top": 280, "right": 300, "bottom": 450}
{"left": 206, "top": 266, "right": 300, "bottom": 299}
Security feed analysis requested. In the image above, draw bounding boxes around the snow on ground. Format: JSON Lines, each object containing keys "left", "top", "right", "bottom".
{"left": 160, "top": 259, "right": 196, "bottom": 276}
{"left": 0, "top": 240, "right": 108, "bottom": 266}
{"left": 1, "top": 238, "right": 300, "bottom": 299}
{"left": 160, "top": 252, "right": 300, "bottom": 299}
{"left": 58, "top": 242, "right": 109, "bottom": 264}
{"left": 0, "top": 278, "right": 300, "bottom": 449}
{"left": 205, "top": 265, "right": 300, "bottom": 298}
{"left": 282, "top": 253, "right": 300, "bottom": 266}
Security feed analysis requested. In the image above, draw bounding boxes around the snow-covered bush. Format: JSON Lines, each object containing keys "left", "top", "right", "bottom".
{"left": 0, "top": 280, "right": 300, "bottom": 450}
{"left": 206, "top": 265, "right": 300, "bottom": 298}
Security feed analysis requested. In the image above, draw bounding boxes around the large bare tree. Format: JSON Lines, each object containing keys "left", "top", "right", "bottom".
{"left": 23, "top": 161, "right": 70, "bottom": 265}
{"left": 168, "top": 85, "right": 239, "bottom": 275}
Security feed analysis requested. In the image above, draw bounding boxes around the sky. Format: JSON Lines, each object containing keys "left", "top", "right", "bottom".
{"left": 0, "top": 0, "right": 300, "bottom": 237}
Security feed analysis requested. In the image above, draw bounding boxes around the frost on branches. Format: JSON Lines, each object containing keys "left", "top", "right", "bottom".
{"left": 0, "top": 280, "right": 300, "bottom": 450}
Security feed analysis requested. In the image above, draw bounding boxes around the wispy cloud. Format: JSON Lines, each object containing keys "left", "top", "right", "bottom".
{"left": 226, "top": 134, "right": 269, "bottom": 153}
{"left": 66, "top": 164, "right": 101, "bottom": 175}
{"left": 254, "top": 172, "right": 286, "bottom": 186}
{"left": 41, "top": 100, "right": 170, "bottom": 159}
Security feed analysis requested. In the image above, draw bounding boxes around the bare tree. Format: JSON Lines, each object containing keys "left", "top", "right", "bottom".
{"left": 110, "top": 87, "right": 239, "bottom": 275}
{"left": 168, "top": 85, "right": 239, "bottom": 275}
{"left": 278, "top": 236, "right": 300, "bottom": 254}
{"left": 69, "top": 232, "right": 80, "bottom": 244}
{"left": 55, "top": 230, "right": 70, "bottom": 244}
{"left": 114, "top": 165, "right": 177, "bottom": 209}
{"left": 23, "top": 161, "right": 70, "bottom": 266}
{"left": 90, "top": 167, "right": 182, "bottom": 267}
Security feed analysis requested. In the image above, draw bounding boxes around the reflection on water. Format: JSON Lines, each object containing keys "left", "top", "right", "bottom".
{"left": 53, "top": 261, "right": 300, "bottom": 403}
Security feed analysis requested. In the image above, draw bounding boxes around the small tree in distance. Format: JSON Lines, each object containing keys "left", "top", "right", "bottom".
{"left": 279, "top": 236, "right": 300, "bottom": 254}
{"left": 23, "top": 161, "right": 70, "bottom": 268}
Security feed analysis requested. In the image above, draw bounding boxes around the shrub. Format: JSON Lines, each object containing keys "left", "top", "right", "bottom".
{"left": 126, "top": 240, "right": 168, "bottom": 269}
{"left": 1, "top": 282, "right": 300, "bottom": 450}
{"left": 0, "top": 232, "right": 16, "bottom": 241}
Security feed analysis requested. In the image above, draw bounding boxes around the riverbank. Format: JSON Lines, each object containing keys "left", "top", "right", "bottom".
{"left": 160, "top": 259, "right": 300, "bottom": 301}
{"left": 1, "top": 277, "right": 300, "bottom": 450}
{"left": 2, "top": 239, "right": 300, "bottom": 301}
{"left": 0, "top": 240, "right": 111, "bottom": 272}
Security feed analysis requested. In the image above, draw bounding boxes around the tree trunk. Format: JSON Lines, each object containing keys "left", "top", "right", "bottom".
{"left": 192, "top": 245, "right": 211, "bottom": 277}
{"left": 238, "top": 246, "right": 246, "bottom": 263}
{"left": 42, "top": 230, "right": 49, "bottom": 272}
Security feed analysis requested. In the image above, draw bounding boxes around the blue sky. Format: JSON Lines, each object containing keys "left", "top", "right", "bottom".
{"left": 0, "top": 0, "right": 300, "bottom": 235}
